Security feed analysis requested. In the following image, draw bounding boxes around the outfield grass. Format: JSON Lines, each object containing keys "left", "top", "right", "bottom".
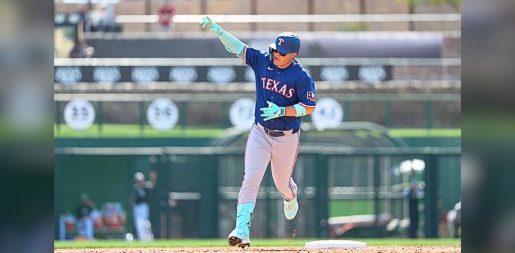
{"left": 330, "top": 200, "right": 373, "bottom": 216}
{"left": 54, "top": 238, "right": 461, "bottom": 249}
{"left": 388, "top": 128, "right": 461, "bottom": 138}
{"left": 54, "top": 124, "right": 460, "bottom": 138}
{"left": 54, "top": 124, "right": 225, "bottom": 138}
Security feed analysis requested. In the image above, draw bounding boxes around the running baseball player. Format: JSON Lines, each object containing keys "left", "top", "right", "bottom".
{"left": 201, "top": 16, "right": 316, "bottom": 248}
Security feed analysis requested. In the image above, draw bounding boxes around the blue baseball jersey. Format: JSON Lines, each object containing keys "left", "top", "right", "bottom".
{"left": 243, "top": 46, "right": 316, "bottom": 130}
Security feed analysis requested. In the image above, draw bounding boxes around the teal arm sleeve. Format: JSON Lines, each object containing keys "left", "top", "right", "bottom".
{"left": 201, "top": 16, "right": 245, "bottom": 57}
{"left": 293, "top": 104, "right": 307, "bottom": 117}
{"left": 218, "top": 30, "right": 246, "bottom": 57}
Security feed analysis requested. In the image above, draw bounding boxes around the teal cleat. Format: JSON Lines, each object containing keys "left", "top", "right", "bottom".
{"left": 283, "top": 198, "right": 299, "bottom": 220}
{"left": 227, "top": 227, "right": 250, "bottom": 248}
{"left": 227, "top": 203, "right": 254, "bottom": 248}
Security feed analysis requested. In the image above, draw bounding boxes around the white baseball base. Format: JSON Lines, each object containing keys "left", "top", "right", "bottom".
{"left": 304, "top": 240, "right": 367, "bottom": 249}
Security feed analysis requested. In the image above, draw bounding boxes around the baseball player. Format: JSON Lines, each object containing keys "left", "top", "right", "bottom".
{"left": 201, "top": 16, "right": 316, "bottom": 248}
{"left": 132, "top": 171, "right": 156, "bottom": 241}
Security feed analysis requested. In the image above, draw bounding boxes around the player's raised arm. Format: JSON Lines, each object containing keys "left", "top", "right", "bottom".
{"left": 200, "top": 16, "right": 246, "bottom": 58}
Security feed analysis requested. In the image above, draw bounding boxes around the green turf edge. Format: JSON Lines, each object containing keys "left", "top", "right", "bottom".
{"left": 388, "top": 128, "right": 461, "bottom": 138}
{"left": 54, "top": 124, "right": 225, "bottom": 138}
{"left": 54, "top": 124, "right": 460, "bottom": 138}
{"left": 54, "top": 238, "right": 461, "bottom": 249}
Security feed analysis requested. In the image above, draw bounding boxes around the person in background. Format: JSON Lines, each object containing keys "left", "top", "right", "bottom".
{"left": 132, "top": 170, "right": 157, "bottom": 241}
{"left": 78, "top": 1, "right": 93, "bottom": 33}
{"left": 404, "top": 180, "right": 424, "bottom": 238}
{"left": 447, "top": 201, "right": 461, "bottom": 238}
{"left": 76, "top": 193, "right": 95, "bottom": 240}
{"left": 90, "top": 1, "right": 115, "bottom": 32}
{"left": 69, "top": 40, "right": 95, "bottom": 58}
{"left": 157, "top": 0, "right": 176, "bottom": 32}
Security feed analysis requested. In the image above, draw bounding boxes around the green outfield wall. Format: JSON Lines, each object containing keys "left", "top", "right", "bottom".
{"left": 55, "top": 143, "right": 460, "bottom": 240}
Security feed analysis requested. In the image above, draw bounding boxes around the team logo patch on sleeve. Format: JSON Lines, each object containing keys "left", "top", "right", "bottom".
{"left": 307, "top": 91, "right": 315, "bottom": 102}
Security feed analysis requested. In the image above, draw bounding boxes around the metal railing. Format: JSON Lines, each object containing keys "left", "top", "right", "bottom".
{"left": 54, "top": 92, "right": 460, "bottom": 103}
{"left": 116, "top": 14, "right": 461, "bottom": 24}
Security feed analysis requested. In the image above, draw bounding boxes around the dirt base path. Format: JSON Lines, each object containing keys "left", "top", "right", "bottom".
{"left": 55, "top": 246, "right": 460, "bottom": 253}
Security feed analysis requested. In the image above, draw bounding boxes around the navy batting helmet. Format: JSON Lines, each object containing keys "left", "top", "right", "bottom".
{"left": 269, "top": 32, "right": 301, "bottom": 54}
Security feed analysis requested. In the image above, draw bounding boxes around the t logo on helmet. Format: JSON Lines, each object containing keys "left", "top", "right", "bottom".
{"left": 278, "top": 38, "right": 285, "bottom": 46}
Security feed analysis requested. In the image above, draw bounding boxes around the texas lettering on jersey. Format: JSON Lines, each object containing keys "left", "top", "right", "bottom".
{"left": 260, "top": 78, "right": 295, "bottom": 98}
{"left": 244, "top": 46, "right": 316, "bottom": 130}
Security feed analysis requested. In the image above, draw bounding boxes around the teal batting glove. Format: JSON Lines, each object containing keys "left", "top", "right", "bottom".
{"left": 200, "top": 16, "right": 223, "bottom": 35}
{"left": 260, "top": 101, "right": 285, "bottom": 121}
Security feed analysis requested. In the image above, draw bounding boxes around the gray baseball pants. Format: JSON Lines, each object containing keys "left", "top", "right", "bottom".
{"left": 238, "top": 123, "right": 299, "bottom": 204}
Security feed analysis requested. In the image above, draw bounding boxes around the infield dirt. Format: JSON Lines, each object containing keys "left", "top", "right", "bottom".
{"left": 55, "top": 245, "right": 460, "bottom": 253}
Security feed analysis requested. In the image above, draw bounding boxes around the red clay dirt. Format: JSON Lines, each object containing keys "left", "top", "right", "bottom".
{"left": 55, "top": 245, "right": 460, "bottom": 253}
